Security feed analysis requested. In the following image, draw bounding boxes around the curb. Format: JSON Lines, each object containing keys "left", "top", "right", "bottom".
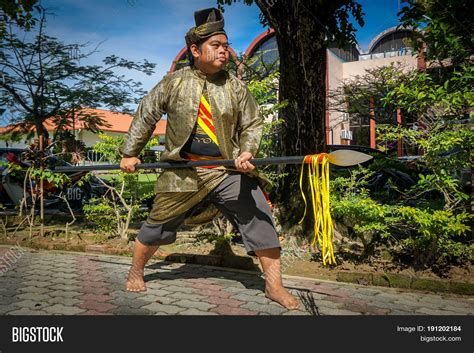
{"left": 336, "top": 271, "right": 474, "bottom": 296}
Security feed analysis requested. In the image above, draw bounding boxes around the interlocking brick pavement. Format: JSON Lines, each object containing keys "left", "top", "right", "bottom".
{"left": 0, "top": 246, "right": 473, "bottom": 316}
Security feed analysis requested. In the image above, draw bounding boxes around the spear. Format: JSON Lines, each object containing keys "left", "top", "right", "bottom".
{"left": 54, "top": 150, "right": 372, "bottom": 172}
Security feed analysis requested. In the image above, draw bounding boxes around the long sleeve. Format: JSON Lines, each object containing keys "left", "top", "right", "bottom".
{"left": 237, "top": 85, "right": 263, "bottom": 156}
{"left": 119, "top": 76, "right": 169, "bottom": 157}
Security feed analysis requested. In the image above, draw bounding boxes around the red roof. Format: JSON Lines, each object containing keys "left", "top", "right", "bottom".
{"left": 0, "top": 108, "right": 167, "bottom": 136}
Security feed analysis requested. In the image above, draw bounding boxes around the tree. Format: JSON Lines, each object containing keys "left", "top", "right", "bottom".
{"left": 328, "top": 63, "right": 413, "bottom": 130}
{"left": 0, "top": 0, "right": 40, "bottom": 31}
{"left": 0, "top": 10, "right": 155, "bottom": 143}
{"left": 83, "top": 134, "right": 158, "bottom": 240}
{"left": 399, "top": 0, "right": 473, "bottom": 67}
{"left": 217, "top": 0, "right": 364, "bottom": 233}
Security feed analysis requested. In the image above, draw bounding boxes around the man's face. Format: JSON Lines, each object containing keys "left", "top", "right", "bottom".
{"left": 191, "top": 34, "right": 230, "bottom": 74}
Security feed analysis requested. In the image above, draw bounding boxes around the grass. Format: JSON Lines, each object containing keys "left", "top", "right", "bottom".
{"left": 97, "top": 172, "right": 158, "bottom": 195}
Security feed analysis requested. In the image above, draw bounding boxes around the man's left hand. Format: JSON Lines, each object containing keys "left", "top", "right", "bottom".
{"left": 234, "top": 152, "right": 255, "bottom": 172}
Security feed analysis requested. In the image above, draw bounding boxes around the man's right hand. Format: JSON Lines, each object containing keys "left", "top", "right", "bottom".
{"left": 120, "top": 156, "right": 141, "bottom": 173}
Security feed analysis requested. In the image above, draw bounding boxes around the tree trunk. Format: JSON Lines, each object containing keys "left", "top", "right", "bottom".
{"left": 35, "top": 120, "right": 49, "bottom": 143}
{"left": 256, "top": 0, "right": 327, "bottom": 234}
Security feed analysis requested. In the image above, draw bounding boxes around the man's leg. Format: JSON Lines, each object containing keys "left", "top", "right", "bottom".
{"left": 125, "top": 214, "right": 186, "bottom": 292}
{"left": 126, "top": 239, "right": 159, "bottom": 292}
{"left": 255, "top": 247, "right": 299, "bottom": 310}
{"left": 209, "top": 173, "right": 300, "bottom": 310}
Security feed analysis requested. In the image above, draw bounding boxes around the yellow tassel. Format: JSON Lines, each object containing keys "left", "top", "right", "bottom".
{"left": 299, "top": 154, "right": 336, "bottom": 265}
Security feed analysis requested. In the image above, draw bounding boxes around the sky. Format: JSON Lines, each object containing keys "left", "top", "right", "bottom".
{"left": 37, "top": 0, "right": 404, "bottom": 94}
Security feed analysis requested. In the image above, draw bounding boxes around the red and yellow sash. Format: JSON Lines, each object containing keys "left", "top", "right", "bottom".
{"left": 197, "top": 95, "right": 219, "bottom": 146}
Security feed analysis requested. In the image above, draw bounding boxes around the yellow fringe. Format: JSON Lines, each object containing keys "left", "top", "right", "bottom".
{"left": 299, "top": 154, "right": 336, "bottom": 265}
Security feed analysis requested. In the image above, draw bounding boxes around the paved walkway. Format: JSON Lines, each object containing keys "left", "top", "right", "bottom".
{"left": 0, "top": 247, "right": 472, "bottom": 315}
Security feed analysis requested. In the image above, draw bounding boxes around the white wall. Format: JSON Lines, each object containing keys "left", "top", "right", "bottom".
{"left": 327, "top": 51, "right": 345, "bottom": 144}
{"left": 326, "top": 54, "right": 418, "bottom": 145}
{"left": 342, "top": 55, "right": 417, "bottom": 80}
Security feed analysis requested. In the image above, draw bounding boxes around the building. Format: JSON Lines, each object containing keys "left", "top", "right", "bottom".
{"left": 0, "top": 107, "right": 167, "bottom": 149}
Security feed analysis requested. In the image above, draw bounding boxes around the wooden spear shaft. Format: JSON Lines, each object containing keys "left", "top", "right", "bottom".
{"left": 54, "top": 150, "right": 372, "bottom": 173}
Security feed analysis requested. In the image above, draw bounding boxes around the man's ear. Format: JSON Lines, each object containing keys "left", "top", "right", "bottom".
{"left": 190, "top": 44, "right": 201, "bottom": 60}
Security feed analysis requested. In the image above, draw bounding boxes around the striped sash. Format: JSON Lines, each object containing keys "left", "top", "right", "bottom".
{"left": 197, "top": 95, "right": 219, "bottom": 146}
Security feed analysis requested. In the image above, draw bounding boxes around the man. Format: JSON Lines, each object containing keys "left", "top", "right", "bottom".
{"left": 120, "top": 8, "right": 299, "bottom": 310}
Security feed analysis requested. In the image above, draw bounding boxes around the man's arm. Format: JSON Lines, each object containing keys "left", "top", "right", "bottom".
{"left": 237, "top": 85, "right": 263, "bottom": 157}
{"left": 119, "top": 77, "right": 169, "bottom": 173}
{"left": 234, "top": 83, "right": 263, "bottom": 172}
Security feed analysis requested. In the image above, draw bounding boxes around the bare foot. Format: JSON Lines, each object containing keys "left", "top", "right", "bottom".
{"left": 265, "top": 285, "right": 300, "bottom": 310}
{"left": 125, "top": 267, "right": 147, "bottom": 292}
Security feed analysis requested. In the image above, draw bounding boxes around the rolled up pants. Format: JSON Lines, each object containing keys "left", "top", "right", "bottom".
{"left": 137, "top": 172, "right": 280, "bottom": 256}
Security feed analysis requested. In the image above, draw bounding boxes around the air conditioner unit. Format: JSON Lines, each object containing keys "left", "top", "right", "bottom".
{"left": 340, "top": 130, "right": 353, "bottom": 140}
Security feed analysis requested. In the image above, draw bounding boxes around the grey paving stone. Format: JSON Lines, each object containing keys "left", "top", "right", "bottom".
{"left": 0, "top": 304, "right": 16, "bottom": 314}
{"left": 43, "top": 304, "right": 85, "bottom": 315}
{"left": 54, "top": 267, "right": 78, "bottom": 273}
{"left": 0, "top": 295, "right": 22, "bottom": 305}
{"left": 12, "top": 299, "right": 49, "bottom": 310}
{"left": 7, "top": 308, "right": 49, "bottom": 315}
{"left": 0, "top": 289, "right": 22, "bottom": 297}
{"left": 15, "top": 293, "right": 51, "bottom": 302}
{"left": 153, "top": 296, "right": 180, "bottom": 305}
{"left": 239, "top": 288, "right": 265, "bottom": 296}
{"left": 209, "top": 278, "right": 244, "bottom": 286}
{"left": 18, "top": 280, "right": 53, "bottom": 288}
{"left": 373, "top": 293, "right": 405, "bottom": 302}
{"left": 50, "top": 272, "right": 79, "bottom": 279}
{"left": 173, "top": 299, "right": 216, "bottom": 311}
{"left": 112, "top": 306, "right": 153, "bottom": 315}
{"left": 390, "top": 309, "right": 423, "bottom": 315}
{"left": 440, "top": 305, "right": 471, "bottom": 314}
{"left": 144, "top": 288, "right": 172, "bottom": 297}
{"left": 314, "top": 299, "right": 348, "bottom": 310}
{"left": 393, "top": 298, "right": 424, "bottom": 307}
{"left": 223, "top": 286, "right": 248, "bottom": 294}
{"left": 169, "top": 292, "right": 209, "bottom": 301}
{"left": 153, "top": 279, "right": 192, "bottom": 287}
{"left": 294, "top": 291, "right": 328, "bottom": 301}
{"left": 141, "top": 302, "right": 186, "bottom": 314}
{"left": 138, "top": 293, "right": 171, "bottom": 303}
{"left": 164, "top": 285, "right": 196, "bottom": 294}
{"left": 46, "top": 290, "right": 82, "bottom": 298}
{"left": 415, "top": 307, "right": 461, "bottom": 315}
{"left": 45, "top": 297, "right": 82, "bottom": 306}
{"left": 240, "top": 302, "right": 287, "bottom": 315}
{"left": 282, "top": 310, "right": 311, "bottom": 316}
{"left": 109, "top": 297, "right": 150, "bottom": 309}
{"left": 47, "top": 283, "right": 81, "bottom": 292}
{"left": 48, "top": 278, "right": 80, "bottom": 286}
{"left": 230, "top": 293, "right": 272, "bottom": 305}
{"left": 24, "top": 275, "right": 52, "bottom": 282}
{"left": 109, "top": 290, "right": 147, "bottom": 299}
{"left": 18, "top": 286, "right": 52, "bottom": 295}
{"left": 24, "top": 268, "right": 52, "bottom": 277}
{"left": 318, "top": 307, "right": 363, "bottom": 315}
{"left": 179, "top": 308, "right": 218, "bottom": 315}
{"left": 352, "top": 288, "right": 385, "bottom": 296}
{"left": 371, "top": 301, "right": 421, "bottom": 311}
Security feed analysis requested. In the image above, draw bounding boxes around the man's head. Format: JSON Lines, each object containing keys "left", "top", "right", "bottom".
{"left": 188, "top": 34, "right": 229, "bottom": 74}
{"left": 185, "top": 8, "right": 229, "bottom": 74}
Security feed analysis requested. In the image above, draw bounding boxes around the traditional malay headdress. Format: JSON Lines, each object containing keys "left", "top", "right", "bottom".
{"left": 185, "top": 7, "right": 227, "bottom": 47}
